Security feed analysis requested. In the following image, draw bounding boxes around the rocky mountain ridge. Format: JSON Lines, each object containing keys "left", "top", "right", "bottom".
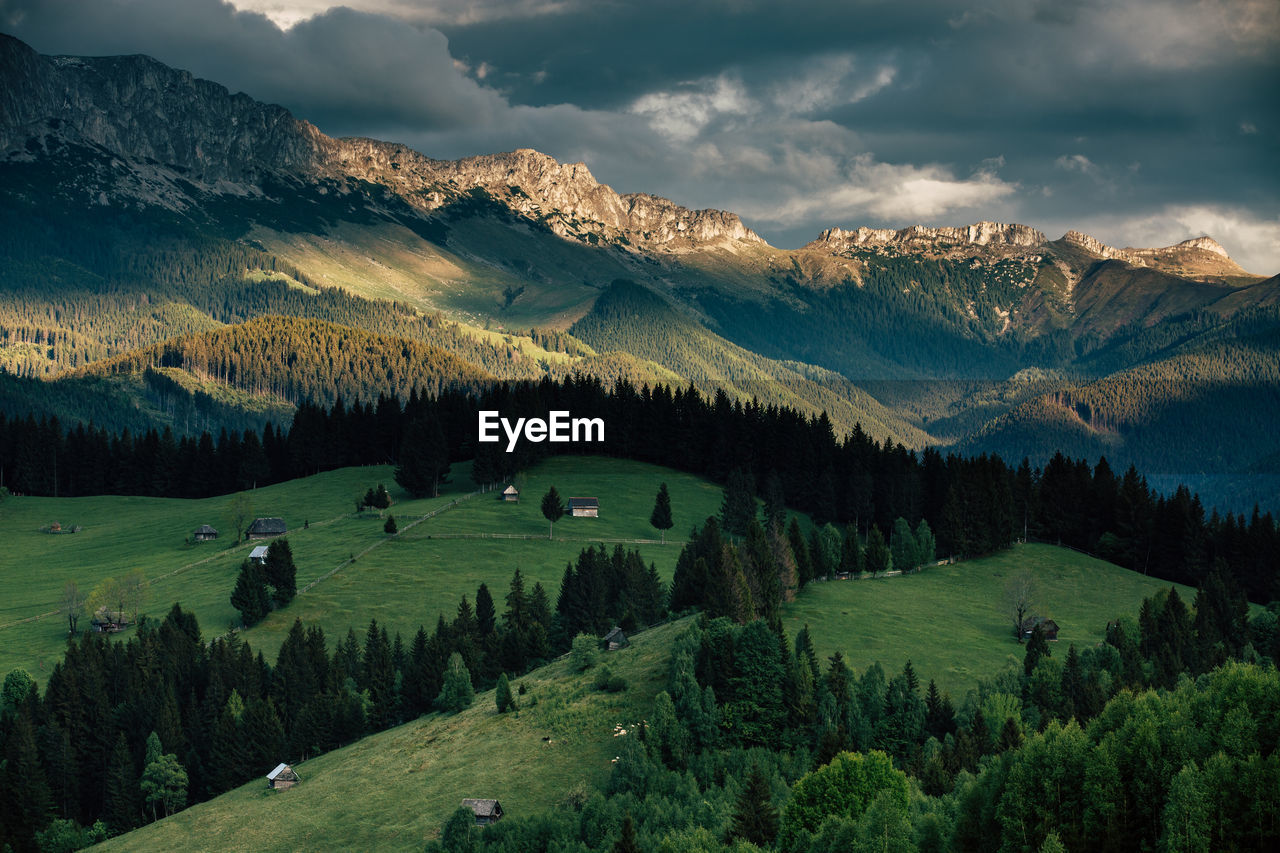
{"left": 3, "top": 33, "right": 1254, "bottom": 274}
{"left": 0, "top": 33, "right": 760, "bottom": 252}
{"left": 807, "top": 218, "right": 1251, "bottom": 280}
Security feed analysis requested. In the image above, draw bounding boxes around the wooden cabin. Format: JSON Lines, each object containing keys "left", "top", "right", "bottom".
{"left": 602, "top": 626, "right": 630, "bottom": 651}
{"left": 266, "top": 763, "right": 300, "bottom": 790}
{"left": 193, "top": 524, "right": 219, "bottom": 541}
{"left": 247, "top": 517, "right": 287, "bottom": 539}
{"left": 462, "top": 798, "right": 504, "bottom": 826}
{"left": 567, "top": 497, "right": 599, "bottom": 518}
{"left": 501, "top": 485, "right": 520, "bottom": 502}
{"left": 1020, "top": 616, "right": 1061, "bottom": 642}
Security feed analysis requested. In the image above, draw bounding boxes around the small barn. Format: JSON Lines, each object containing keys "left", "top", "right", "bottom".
{"left": 567, "top": 497, "right": 599, "bottom": 518}
{"left": 462, "top": 798, "right": 504, "bottom": 826}
{"left": 266, "top": 763, "right": 300, "bottom": 790}
{"left": 501, "top": 485, "right": 520, "bottom": 502}
{"left": 602, "top": 626, "right": 630, "bottom": 651}
{"left": 193, "top": 524, "right": 219, "bottom": 541}
{"left": 247, "top": 517, "right": 287, "bottom": 539}
{"left": 249, "top": 545, "right": 269, "bottom": 564}
{"left": 1020, "top": 616, "right": 1060, "bottom": 642}
{"left": 90, "top": 607, "right": 129, "bottom": 634}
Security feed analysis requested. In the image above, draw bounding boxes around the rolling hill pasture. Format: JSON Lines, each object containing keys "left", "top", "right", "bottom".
{"left": 0, "top": 456, "right": 723, "bottom": 679}
{"left": 96, "top": 618, "right": 690, "bottom": 852}
{"left": 782, "top": 542, "right": 1198, "bottom": 698}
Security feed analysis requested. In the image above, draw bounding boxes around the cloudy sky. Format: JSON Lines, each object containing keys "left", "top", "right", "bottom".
{"left": 3, "top": 0, "right": 1278, "bottom": 272}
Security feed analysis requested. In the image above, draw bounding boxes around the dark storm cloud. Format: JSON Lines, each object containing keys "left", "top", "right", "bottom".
{"left": 0, "top": 0, "right": 507, "bottom": 134}
{"left": 2, "top": 0, "right": 1277, "bottom": 271}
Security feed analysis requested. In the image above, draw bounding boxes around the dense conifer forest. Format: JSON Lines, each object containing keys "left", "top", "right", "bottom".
{"left": 2, "top": 375, "right": 1276, "bottom": 603}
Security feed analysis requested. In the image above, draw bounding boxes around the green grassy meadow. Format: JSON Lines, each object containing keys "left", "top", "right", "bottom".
{"left": 98, "top": 618, "right": 689, "bottom": 852}
{"left": 783, "top": 543, "right": 1197, "bottom": 699}
{"left": 0, "top": 456, "right": 723, "bottom": 679}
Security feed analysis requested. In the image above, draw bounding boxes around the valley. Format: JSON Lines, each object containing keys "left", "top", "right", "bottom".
{"left": 0, "top": 27, "right": 1276, "bottom": 853}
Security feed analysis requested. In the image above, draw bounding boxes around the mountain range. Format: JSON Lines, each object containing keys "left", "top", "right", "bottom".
{"left": 1, "top": 32, "right": 1278, "bottom": 511}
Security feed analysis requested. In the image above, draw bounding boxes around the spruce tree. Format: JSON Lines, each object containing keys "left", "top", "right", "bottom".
{"left": 264, "top": 538, "right": 297, "bottom": 606}
{"left": 1, "top": 714, "right": 54, "bottom": 846}
{"left": 890, "top": 517, "right": 917, "bottom": 572}
{"left": 103, "top": 732, "right": 140, "bottom": 833}
{"left": 612, "top": 813, "right": 642, "bottom": 853}
{"left": 475, "top": 584, "right": 497, "bottom": 637}
{"left": 495, "top": 673, "right": 515, "bottom": 714}
{"left": 914, "top": 518, "right": 937, "bottom": 566}
{"left": 720, "top": 467, "right": 757, "bottom": 538}
{"left": 541, "top": 486, "right": 565, "bottom": 539}
{"left": 230, "top": 560, "right": 270, "bottom": 626}
{"left": 395, "top": 416, "right": 449, "bottom": 498}
{"left": 788, "top": 517, "right": 813, "bottom": 586}
{"left": 865, "top": 526, "right": 892, "bottom": 576}
{"left": 383, "top": 515, "right": 397, "bottom": 534}
{"left": 650, "top": 482, "right": 674, "bottom": 543}
{"left": 762, "top": 470, "right": 787, "bottom": 531}
{"left": 1024, "top": 623, "right": 1050, "bottom": 675}
{"left": 436, "top": 652, "right": 474, "bottom": 713}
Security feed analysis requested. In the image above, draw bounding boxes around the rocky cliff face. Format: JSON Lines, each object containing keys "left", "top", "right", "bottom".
{"left": 809, "top": 221, "right": 1047, "bottom": 253}
{"left": 1057, "top": 230, "right": 1248, "bottom": 279}
{"left": 0, "top": 34, "right": 325, "bottom": 182}
{"left": 323, "top": 143, "right": 763, "bottom": 248}
{"left": 0, "top": 34, "right": 759, "bottom": 251}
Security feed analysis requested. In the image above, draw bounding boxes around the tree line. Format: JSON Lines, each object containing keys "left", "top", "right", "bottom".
{"left": 3, "top": 375, "right": 1276, "bottom": 601}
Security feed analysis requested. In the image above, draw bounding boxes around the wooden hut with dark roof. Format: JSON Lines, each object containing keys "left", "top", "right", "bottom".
{"left": 567, "top": 497, "right": 599, "bottom": 518}
{"left": 1020, "top": 616, "right": 1060, "bottom": 642}
{"left": 193, "top": 524, "right": 219, "bottom": 541}
{"left": 602, "top": 626, "right": 630, "bottom": 651}
{"left": 462, "top": 798, "right": 504, "bottom": 825}
{"left": 247, "top": 517, "right": 287, "bottom": 539}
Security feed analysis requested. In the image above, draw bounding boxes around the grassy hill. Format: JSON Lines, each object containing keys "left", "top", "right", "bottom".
{"left": 0, "top": 456, "right": 724, "bottom": 680}
{"left": 95, "top": 618, "right": 689, "bottom": 852}
{"left": 782, "top": 542, "right": 1197, "bottom": 699}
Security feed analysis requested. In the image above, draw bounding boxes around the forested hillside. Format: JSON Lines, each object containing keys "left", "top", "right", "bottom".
{"left": 571, "top": 280, "right": 932, "bottom": 445}
{"left": 967, "top": 323, "right": 1280, "bottom": 497}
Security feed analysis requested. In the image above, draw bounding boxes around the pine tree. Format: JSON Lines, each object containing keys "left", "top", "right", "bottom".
{"left": 612, "top": 813, "right": 642, "bottom": 853}
{"left": 890, "top": 517, "right": 917, "bottom": 572}
{"left": 264, "top": 538, "right": 297, "bottom": 606}
{"left": 362, "top": 620, "right": 397, "bottom": 729}
{"left": 1, "top": 714, "right": 54, "bottom": 847}
{"left": 230, "top": 560, "right": 270, "bottom": 626}
{"left": 914, "top": 518, "right": 937, "bottom": 566}
{"left": 383, "top": 515, "right": 397, "bottom": 534}
{"left": 789, "top": 517, "right": 813, "bottom": 586}
{"left": 102, "top": 732, "right": 140, "bottom": 834}
{"left": 1060, "top": 643, "right": 1084, "bottom": 721}
{"left": 475, "top": 583, "right": 497, "bottom": 637}
{"left": 725, "top": 765, "right": 779, "bottom": 847}
{"left": 436, "top": 652, "right": 474, "bottom": 713}
{"left": 998, "top": 716, "right": 1023, "bottom": 752}
{"left": 762, "top": 470, "right": 787, "bottom": 531}
{"left": 1025, "top": 623, "right": 1050, "bottom": 675}
{"left": 650, "top": 482, "right": 674, "bottom": 543}
{"left": 541, "top": 487, "right": 565, "bottom": 540}
{"left": 395, "top": 416, "right": 449, "bottom": 498}
{"left": 865, "top": 526, "right": 892, "bottom": 576}
{"left": 720, "top": 467, "right": 757, "bottom": 538}
{"left": 495, "top": 673, "right": 515, "bottom": 713}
